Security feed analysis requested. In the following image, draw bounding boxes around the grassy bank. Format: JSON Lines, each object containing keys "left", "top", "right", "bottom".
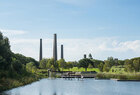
{"left": 0, "top": 69, "right": 48, "bottom": 92}
{"left": 0, "top": 76, "right": 38, "bottom": 92}
{"left": 96, "top": 73, "right": 140, "bottom": 80}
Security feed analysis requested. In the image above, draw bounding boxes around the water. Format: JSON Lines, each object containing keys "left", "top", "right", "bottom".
{"left": 1, "top": 78, "right": 140, "bottom": 95}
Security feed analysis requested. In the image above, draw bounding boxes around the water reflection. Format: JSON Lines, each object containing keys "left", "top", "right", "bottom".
{"left": 2, "top": 78, "right": 140, "bottom": 95}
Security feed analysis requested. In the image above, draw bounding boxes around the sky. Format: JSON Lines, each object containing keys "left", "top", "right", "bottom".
{"left": 0, "top": 0, "right": 140, "bottom": 61}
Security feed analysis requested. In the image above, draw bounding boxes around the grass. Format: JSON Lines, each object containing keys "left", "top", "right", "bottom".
{"left": 109, "top": 65, "right": 126, "bottom": 74}
{"left": 96, "top": 65, "right": 140, "bottom": 80}
{"left": 0, "top": 75, "right": 39, "bottom": 92}
{"left": 0, "top": 69, "right": 48, "bottom": 92}
{"left": 61, "top": 67, "right": 100, "bottom": 72}
{"left": 96, "top": 73, "right": 140, "bottom": 80}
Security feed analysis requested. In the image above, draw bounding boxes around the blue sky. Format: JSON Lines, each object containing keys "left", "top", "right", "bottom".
{"left": 0, "top": 0, "right": 140, "bottom": 61}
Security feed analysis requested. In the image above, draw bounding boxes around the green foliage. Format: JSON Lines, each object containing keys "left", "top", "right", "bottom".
{"left": 0, "top": 32, "right": 45, "bottom": 92}
{"left": 0, "top": 56, "right": 7, "bottom": 69}
{"left": 88, "top": 53, "right": 93, "bottom": 59}
{"left": 39, "top": 59, "right": 48, "bottom": 69}
{"left": 39, "top": 58, "right": 59, "bottom": 71}
{"left": 98, "top": 62, "right": 104, "bottom": 72}
{"left": 88, "top": 64, "right": 93, "bottom": 68}
{"left": 14, "top": 53, "right": 39, "bottom": 66}
{"left": 49, "top": 58, "right": 59, "bottom": 71}
{"left": 58, "top": 59, "right": 66, "bottom": 70}
{"left": 103, "top": 57, "right": 120, "bottom": 72}
{"left": 96, "top": 73, "right": 140, "bottom": 80}
{"left": 124, "top": 59, "right": 134, "bottom": 72}
{"left": 66, "top": 62, "right": 74, "bottom": 69}
{"left": 110, "top": 66, "right": 125, "bottom": 74}
{"left": 118, "top": 60, "right": 125, "bottom": 65}
{"left": 26, "top": 62, "right": 37, "bottom": 73}
{"left": 133, "top": 59, "right": 140, "bottom": 72}
{"left": 11, "top": 58, "right": 22, "bottom": 73}
{"left": 0, "top": 32, "right": 12, "bottom": 70}
{"left": 91, "top": 59, "right": 104, "bottom": 68}
{"left": 79, "top": 58, "right": 94, "bottom": 71}
{"left": 103, "top": 63, "right": 110, "bottom": 72}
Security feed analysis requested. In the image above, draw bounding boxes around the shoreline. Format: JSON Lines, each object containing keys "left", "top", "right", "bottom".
{"left": 1, "top": 72, "right": 140, "bottom": 92}
{"left": 0, "top": 76, "right": 46, "bottom": 93}
{"left": 96, "top": 73, "right": 140, "bottom": 81}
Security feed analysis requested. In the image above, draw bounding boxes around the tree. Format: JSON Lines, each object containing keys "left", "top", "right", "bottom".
{"left": 107, "top": 57, "right": 115, "bottom": 66}
{"left": 103, "top": 63, "right": 110, "bottom": 72}
{"left": 58, "top": 59, "right": 66, "bottom": 71}
{"left": 46, "top": 59, "right": 51, "bottom": 69}
{"left": 66, "top": 62, "right": 73, "bottom": 69}
{"left": 91, "top": 59, "right": 103, "bottom": 68}
{"left": 32, "top": 66, "right": 37, "bottom": 73}
{"left": 89, "top": 53, "right": 93, "bottom": 59}
{"left": 39, "top": 59, "right": 47, "bottom": 69}
{"left": 79, "top": 58, "right": 93, "bottom": 71}
{"left": 124, "top": 59, "right": 134, "bottom": 72}
{"left": 118, "top": 60, "right": 125, "bottom": 66}
{"left": 133, "top": 59, "right": 140, "bottom": 72}
{"left": 26, "top": 62, "right": 36, "bottom": 73}
{"left": 114, "top": 58, "right": 118, "bottom": 66}
{"left": 98, "top": 62, "right": 104, "bottom": 72}
{"left": 0, "top": 56, "right": 7, "bottom": 70}
{"left": 102, "top": 57, "right": 116, "bottom": 72}
{"left": 47, "top": 58, "right": 59, "bottom": 71}
{"left": 88, "top": 64, "right": 93, "bottom": 68}
{"left": 11, "top": 58, "right": 22, "bottom": 73}
{"left": 0, "top": 32, "right": 12, "bottom": 69}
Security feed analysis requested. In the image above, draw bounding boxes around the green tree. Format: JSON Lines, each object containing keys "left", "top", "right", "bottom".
{"left": 32, "top": 66, "right": 37, "bottom": 73}
{"left": 91, "top": 59, "right": 103, "bottom": 68}
{"left": 88, "top": 64, "right": 93, "bottom": 68}
{"left": 0, "top": 56, "right": 7, "bottom": 69}
{"left": 39, "top": 59, "right": 47, "bottom": 69}
{"left": 58, "top": 59, "right": 66, "bottom": 71}
{"left": 79, "top": 58, "right": 93, "bottom": 71}
{"left": 11, "top": 58, "right": 22, "bottom": 73}
{"left": 88, "top": 53, "right": 93, "bottom": 59}
{"left": 133, "top": 59, "right": 140, "bottom": 72}
{"left": 98, "top": 62, "right": 104, "bottom": 72}
{"left": 0, "top": 32, "right": 12, "bottom": 69}
{"left": 26, "top": 62, "right": 36, "bottom": 73}
{"left": 124, "top": 59, "right": 134, "bottom": 72}
{"left": 118, "top": 60, "right": 125, "bottom": 66}
{"left": 107, "top": 57, "right": 115, "bottom": 66}
{"left": 103, "top": 63, "right": 110, "bottom": 72}
{"left": 47, "top": 58, "right": 59, "bottom": 71}
{"left": 66, "top": 62, "right": 73, "bottom": 69}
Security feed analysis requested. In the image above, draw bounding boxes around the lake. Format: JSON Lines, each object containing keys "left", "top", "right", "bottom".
{"left": 1, "top": 78, "right": 140, "bottom": 95}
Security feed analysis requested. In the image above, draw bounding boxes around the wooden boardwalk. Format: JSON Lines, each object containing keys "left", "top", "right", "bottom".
{"left": 61, "top": 74, "right": 96, "bottom": 78}
{"left": 49, "top": 70, "right": 97, "bottom": 78}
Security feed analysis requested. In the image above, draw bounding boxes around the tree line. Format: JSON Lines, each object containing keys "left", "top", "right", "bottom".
{"left": 0, "top": 32, "right": 39, "bottom": 79}
{"left": 39, "top": 54, "right": 140, "bottom": 73}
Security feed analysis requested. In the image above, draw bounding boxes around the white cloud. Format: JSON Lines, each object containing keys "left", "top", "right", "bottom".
{"left": 0, "top": 29, "right": 27, "bottom": 36}
{"left": 9, "top": 37, "right": 140, "bottom": 61}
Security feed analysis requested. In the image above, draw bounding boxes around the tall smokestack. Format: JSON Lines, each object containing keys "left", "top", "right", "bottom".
{"left": 53, "top": 34, "right": 57, "bottom": 62}
{"left": 39, "top": 39, "right": 42, "bottom": 61}
{"left": 61, "top": 45, "right": 64, "bottom": 59}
